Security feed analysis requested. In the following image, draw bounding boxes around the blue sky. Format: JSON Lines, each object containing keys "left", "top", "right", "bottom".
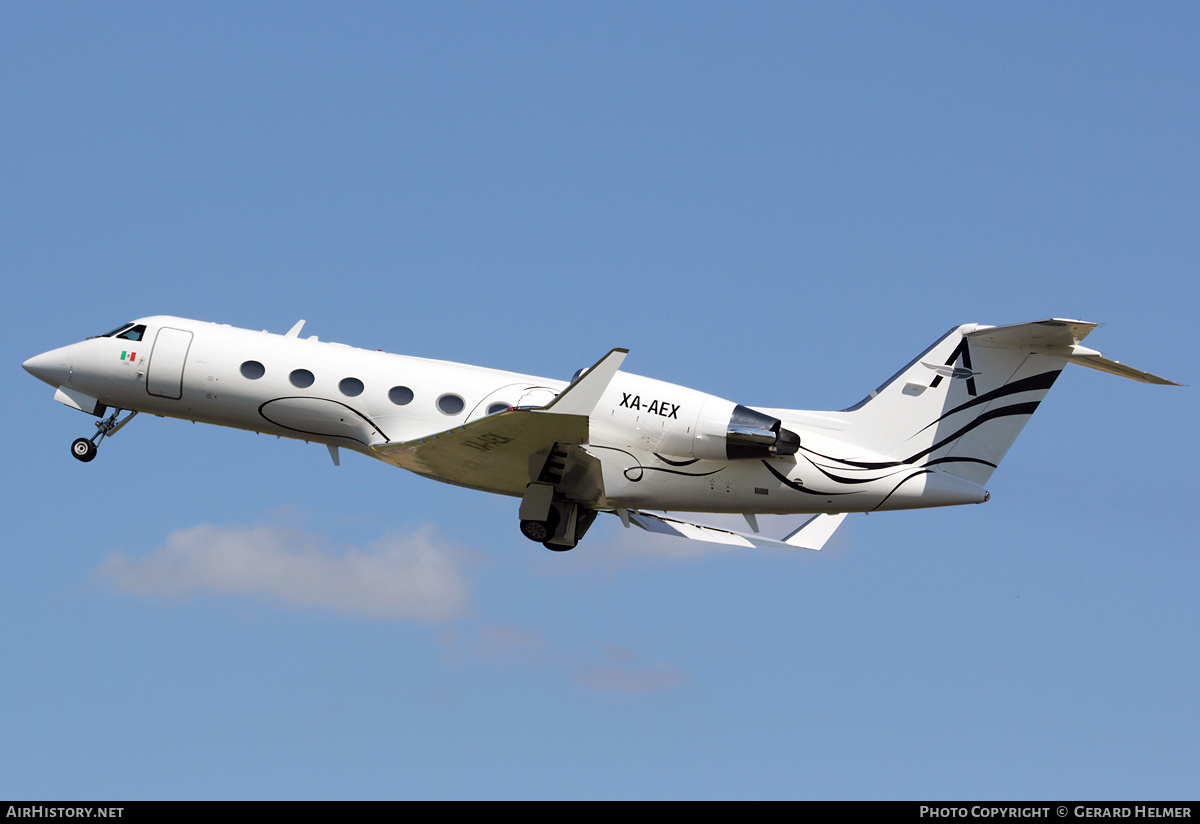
{"left": 3, "top": 2, "right": 1196, "bottom": 799}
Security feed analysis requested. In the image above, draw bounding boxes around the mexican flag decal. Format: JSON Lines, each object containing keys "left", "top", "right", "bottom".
{"left": 120, "top": 351, "right": 137, "bottom": 362}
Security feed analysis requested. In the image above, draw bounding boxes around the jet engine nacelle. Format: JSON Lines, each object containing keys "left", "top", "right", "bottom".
{"left": 652, "top": 396, "right": 801, "bottom": 461}
{"left": 720, "top": 403, "right": 801, "bottom": 459}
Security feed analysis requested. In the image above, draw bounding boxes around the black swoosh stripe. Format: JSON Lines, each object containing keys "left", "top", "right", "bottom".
{"left": 652, "top": 453, "right": 702, "bottom": 467}
{"left": 924, "top": 456, "right": 998, "bottom": 470}
{"left": 761, "top": 460, "right": 856, "bottom": 496}
{"left": 258, "top": 397, "right": 389, "bottom": 445}
{"left": 624, "top": 466, "right": 724, "bottom": 481}
{"left": 903, "top": 401, "right": 1041, "bottom": 464}
{"left": 797, "top": 446, "right": 904, "bottom": 471}
{"left": 591, "top": 445, "right": 724, "bottom": 483}
{"left": 796, "top": 448, "right": 902, "bottom": 467}
{"left": 872, "top": 469, "right": 935, "bottom": 511}
{"left": 797, "top": 451, "right": 911, "bottom": 485}
{"left": 917, "top": 370, "right": 1061, "bottom": 434}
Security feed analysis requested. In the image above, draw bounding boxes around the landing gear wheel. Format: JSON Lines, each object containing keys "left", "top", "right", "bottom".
{"left": 71, "top": 438, "right": 97, "bottom": 463}
{"left": 543, "top": 541, "right": 574, "bottom": 552}
{"left": 519, "top": 507, "right": 561, "bottom": 543}
{"left": 520, "top": 520, "right": 551, "bottom": 542}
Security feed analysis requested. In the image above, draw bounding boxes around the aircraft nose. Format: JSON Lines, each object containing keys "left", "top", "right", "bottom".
{"left": 23, "top": 349, "right": 70, "bottom": 387}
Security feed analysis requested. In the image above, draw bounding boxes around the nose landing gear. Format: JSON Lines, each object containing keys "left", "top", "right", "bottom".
{"left": 71, "top": 438, "right": 97, "bottom": 462}
{"left": 70, "top": 408, "right": 138, "bottom": 462}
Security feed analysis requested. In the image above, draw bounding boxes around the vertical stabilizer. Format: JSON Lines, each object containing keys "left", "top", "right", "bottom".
{"left": 832, "top": 319, "right": 1174, "bottom": 486}
{"left": 836, "top": 323, "right": 1068, "bottom": 485}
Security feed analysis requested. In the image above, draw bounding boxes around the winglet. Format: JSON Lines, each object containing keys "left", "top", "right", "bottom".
{"left": 286, "top": 320, "right": 306, "bottom": 338}
{"left": 539, "top": 348, "right": 629, "bottom": 416}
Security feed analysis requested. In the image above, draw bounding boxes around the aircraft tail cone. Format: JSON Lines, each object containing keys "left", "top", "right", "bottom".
{"left": 919, "top": 470, "right": 990, "bottom": 507}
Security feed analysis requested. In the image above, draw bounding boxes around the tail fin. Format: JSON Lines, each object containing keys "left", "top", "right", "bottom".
{"left": 836, "top": 319, "right": 1176, "bottom": 486}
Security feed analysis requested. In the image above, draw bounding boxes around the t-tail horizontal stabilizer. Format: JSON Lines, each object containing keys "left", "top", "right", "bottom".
{"left": 965, "top": 319, "right": 1179, "bottom": 386}
{"left": 624, "top": 511, "right": 846, "bottom": 551}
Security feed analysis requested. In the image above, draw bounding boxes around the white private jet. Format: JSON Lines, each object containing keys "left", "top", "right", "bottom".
{"left": 24, "top": 316, "right": 1175, "bottom": 551}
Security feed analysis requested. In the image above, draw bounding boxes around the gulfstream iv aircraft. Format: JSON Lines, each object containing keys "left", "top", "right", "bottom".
{"left": 24, "top": 317, "right": 1175, "bottom": 551}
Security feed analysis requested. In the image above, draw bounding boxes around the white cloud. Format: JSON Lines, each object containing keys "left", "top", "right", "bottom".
{"left": 96, "top": 522, "right": 471, "bottom": 622}
{"left": 572, "top": 643, "right": 692, "bottom": 694}
{"left": 98, "top": 520, "right": 691, "bottom": 691}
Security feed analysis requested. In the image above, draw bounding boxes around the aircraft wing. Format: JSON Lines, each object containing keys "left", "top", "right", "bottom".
{"left": 371, "top": 348, "right": 627, "bottom": 498}
{"left": 624, "top": 511, "right": 847, "bottom": 551}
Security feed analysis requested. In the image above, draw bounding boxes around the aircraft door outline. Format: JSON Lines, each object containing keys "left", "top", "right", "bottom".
{"left": 146, "top": 327, "right": 193, "bottom": 400}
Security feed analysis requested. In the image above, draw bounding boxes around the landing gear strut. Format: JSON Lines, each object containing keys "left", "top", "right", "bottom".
{"left": 517, "top": 450, "right": 600, "bottom": 551}
{"left": 70, "top": 408, "right": 138, "bottom": 462}
{"left": 518, "top": 501, "right": 598, "bottom": 551}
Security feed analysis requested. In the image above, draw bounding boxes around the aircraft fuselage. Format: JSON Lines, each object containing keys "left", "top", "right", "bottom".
{"left": 25, "top": 315, "right": 989, "bottom": 521}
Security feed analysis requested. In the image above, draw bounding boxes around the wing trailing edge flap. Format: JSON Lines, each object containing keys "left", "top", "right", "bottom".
{"left": 624, "top": 511, "right": 847, "bottom": 551}
{"left": 966, "top": 319, "right": 1178, "bottom": 385}
{"left": 370, "top": 348, "right": 627, "bottom": 496}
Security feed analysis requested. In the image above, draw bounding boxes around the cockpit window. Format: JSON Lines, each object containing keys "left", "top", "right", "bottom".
{"left": 96, "top": 323, "right": 134, "bottom": 338}
{"left": 115, "top": 325, "right": 146, "bottom": 342}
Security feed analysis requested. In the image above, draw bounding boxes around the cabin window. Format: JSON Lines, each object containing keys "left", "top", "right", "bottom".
{"left": 339, "top": 377, "right": 364, "bottom": 397}
{"left": 487, "top": 402, "right": 510, "bottom": 416}
{"left": 289, "top": 369, "right": 315, "bottom": 388}
{"left": 116, "top": 325, "right": 146, "bottom": 342}
{"left": 388, "top": 386, "right": 414, "bottom": 405}
{"left": 437, "top": 394, "right": 465, "bottom": 415}
{"left": 240, "top": 360, "right": 266, "bottom": 380}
